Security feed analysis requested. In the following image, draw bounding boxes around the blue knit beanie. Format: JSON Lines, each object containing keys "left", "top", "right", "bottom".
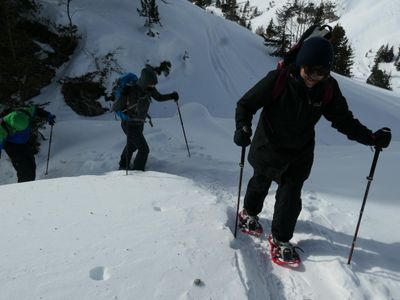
{"left": 296, "top": 37, "right": 334, "bottom": 70}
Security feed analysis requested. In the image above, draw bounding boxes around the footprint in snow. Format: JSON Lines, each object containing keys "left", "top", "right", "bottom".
{"left": 153, "top": 206, "right": 162, "bottom": 212}
{"left": 89, "top": 266, "right": 110, "bottom": 281}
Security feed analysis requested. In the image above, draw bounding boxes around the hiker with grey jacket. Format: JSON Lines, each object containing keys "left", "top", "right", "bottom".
{"left": 112, "top": 66, "right": 179, "bottom": 171}
{"left": 234, "top": 37, "right": 392, "bottom": 263}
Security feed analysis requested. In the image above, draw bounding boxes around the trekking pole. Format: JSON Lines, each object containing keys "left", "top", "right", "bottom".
{"left": 176, "top": 102, "right": 191, "bottom": 157}
{"left": 347, "top": 146, "right": 382, "bottom": 265}
{"left": 44, "top": 125, "right": 54, "bottom": 176}
{"left": 126, "top": 123, "right": 129, "bottom": 176}
{"left": 234, "top": 147, "right": 246, "bottom": 238}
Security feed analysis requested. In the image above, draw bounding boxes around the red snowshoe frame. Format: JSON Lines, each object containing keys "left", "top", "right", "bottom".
{"left": 268, "top": 234, "right": 301, "bottom": 268}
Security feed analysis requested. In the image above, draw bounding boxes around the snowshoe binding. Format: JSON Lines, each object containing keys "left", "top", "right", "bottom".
{"left": 238, "top": 209, "right": 263, "bottom": 237}
{"left": 268, "top": 234, "right": 302, "bottom": 267}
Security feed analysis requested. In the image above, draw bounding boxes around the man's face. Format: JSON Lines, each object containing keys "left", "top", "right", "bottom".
{"left": 146, "top": 84, "right": 155, "bottom": 92}
{"left": 300, "top": 66, "right": 330, "bottom": 88}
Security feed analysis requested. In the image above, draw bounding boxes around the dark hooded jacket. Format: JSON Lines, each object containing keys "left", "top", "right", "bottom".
{"left": 235, "top": 68, "right": 374, "bottom": 177}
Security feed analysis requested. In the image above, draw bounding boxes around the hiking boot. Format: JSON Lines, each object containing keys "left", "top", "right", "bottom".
{"left": 238, "top": 209, "right": 263, "bottom": 236}
{"left": 269, "top": 235, "right": 300, "bottom": 262}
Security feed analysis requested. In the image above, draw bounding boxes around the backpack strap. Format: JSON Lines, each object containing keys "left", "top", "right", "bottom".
{"left": 322, "top": 78, "right": 334, "bottom": 105}
{"left": 272, "top": 69, "right": 334, "bottom": 106}
{"left": 17, "top": 108, "right": 33, "bottom": 121}
{"left": 271, "top": 69, "right": 290, "bottom": 102}
{"left": 0, "top": 119, "right": 10, "bottom": 136}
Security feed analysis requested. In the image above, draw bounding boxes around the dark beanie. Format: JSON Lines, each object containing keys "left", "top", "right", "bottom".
{"left": 138, "top": 66, "right": 158, "bottom": 88}
{"left": 296, "top": 37, "right": 334, "bottom": 70}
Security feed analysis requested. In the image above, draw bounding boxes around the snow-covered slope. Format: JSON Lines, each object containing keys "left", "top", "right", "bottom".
{"left": 1, "top": 0, "right": 399, "bottom": 299}
{"left": 245, "top": 0, "right": 400, "bottom": 93}
{"left": 1, "top": 111, "right": 399, "bottom": 300}
{"left": 42, "top": 0, "right": 273, "bottom": 118}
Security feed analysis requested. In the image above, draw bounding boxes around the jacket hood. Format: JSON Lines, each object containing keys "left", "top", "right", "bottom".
{"left": 137, "top": 67, "right": 158, "bottom": 89}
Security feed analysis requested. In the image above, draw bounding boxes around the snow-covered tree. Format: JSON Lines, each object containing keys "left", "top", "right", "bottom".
{"left": 375, "top": 44, "right": 395, "bottom": 64}
{"left": 367, "top": 64, "right": 392, "bottom": 90}
{"left": 192, "top": 0, "right": 212, "bottom": 9}
{"left": 331, "top": 24, "right": 354, "bottom": 77}
{"left": 137, "top": 0, "right": 161, "bottom": 37}
{"left": 221, "top": 0, "right": 239, "bottom": 22}
{"left": 395, "top": 47, "right": 400, "bottom": 71}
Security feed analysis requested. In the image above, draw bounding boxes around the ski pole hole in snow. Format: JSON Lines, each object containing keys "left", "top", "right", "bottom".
{"left": 193, "top": 278, "right": 205, "bottom": 287}
{"left": 89, "top": 266, "right": 111, "bottom": 281}
{"left": 229, "top": 239, "right": 240, "bottom": 250}
{"left": 153, "top": 206, "right": 162, "bottom": 212}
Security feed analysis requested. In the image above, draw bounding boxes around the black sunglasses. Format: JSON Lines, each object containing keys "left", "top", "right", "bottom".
{"left": 303, "top": 65, "right": 330, "bottom": 78}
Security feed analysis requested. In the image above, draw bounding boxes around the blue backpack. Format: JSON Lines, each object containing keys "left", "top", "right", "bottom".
{"left": 114, "top": 73, "right": 138, "bottom": 100}
{"left": 113, "top": 73, "right": 138, "bottom": 121}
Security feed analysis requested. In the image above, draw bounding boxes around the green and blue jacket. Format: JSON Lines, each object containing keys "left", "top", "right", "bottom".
{"left": 0, "top": 105, "right": 50, "bottom": 152}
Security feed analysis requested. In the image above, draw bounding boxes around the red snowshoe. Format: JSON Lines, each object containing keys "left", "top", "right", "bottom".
{"left": 238, "top": 209, "right": 263, "bottom": 237}
{"left": 268, "top": 234, "right": 302, "bottom": 268}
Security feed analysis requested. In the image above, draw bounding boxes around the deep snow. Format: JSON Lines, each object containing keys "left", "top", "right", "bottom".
{"left": 0, "top": 0, "right": 399, "bottom": 299}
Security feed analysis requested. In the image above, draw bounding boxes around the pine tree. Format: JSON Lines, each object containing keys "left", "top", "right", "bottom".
{"left": 262, "top": 19, "right": 279, "bottom": 43}
{"left": 395, "top": 59, "right": 400, "bottom": 71}
{"left": 375, "top": 45, "right": 385, "bottom": 64}
{"left": 221, "top": 0, "right": 239, "bottom": 22}
{"left": 194, "top": 0, "right": 212, "bottom": 9}
{"left": 323, "top": 1, "right": 339, "bottom": 22}
{"left": 375, "top": 44, "right": 395, "bottom": 64}
{"left": 137, "top": 0, "right": 161, "bottom": 36}
{"left": 395, "top": 47, "right": 400, "bottom": 71}
{"left": 312, "top": 2, "right": 324, "bottom": 24}
{"left": 331, "top": 24, "right": 354, "bottom": 77}
{"left": 0, "top": 0, "right": 42, "bottom": 105}
{"left": 387, "top": 46, "right": 395, "bottom": 62}
{"left": 272, "top": 3, "right": 294, "bottom": 56}
{"left": 246, "top": 20, "right": 252, "bottom": 30}
{"left": 367, "top": 64, "right": 392, "bottom": 90}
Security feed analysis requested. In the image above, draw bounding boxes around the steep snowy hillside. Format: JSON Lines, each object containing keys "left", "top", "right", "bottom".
{"left": 243, "top": 0, "right": 400, "bottom": 93}
{"left": 41, "top": 0, "right": 274, "bottom": 118}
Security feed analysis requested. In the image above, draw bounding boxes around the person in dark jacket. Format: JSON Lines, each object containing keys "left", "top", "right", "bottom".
{"left": 234, "top": 37, "right": 391, "bottom": 262}
{"left": 112, "top": 66, "right": 179, "bottom": 171}
{"left": 0, "top": 105, "right": 56, "bottom": 183}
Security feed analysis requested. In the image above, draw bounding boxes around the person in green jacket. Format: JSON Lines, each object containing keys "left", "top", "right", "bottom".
{"left": 0, "top": 105, "right": 56, "bottom": 182}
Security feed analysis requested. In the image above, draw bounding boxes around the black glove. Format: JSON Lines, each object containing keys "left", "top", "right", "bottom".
{"left": 373, "top": 127, "right": 391, "bottom": 148}
{"left": 47, "top": 114, "right": 56, "bottom": 126}
{"left": 234, "top": 126, "right": 252, "bottom": 147}
{"left": 171, "top": 91, "right": 179, "bottom": 102}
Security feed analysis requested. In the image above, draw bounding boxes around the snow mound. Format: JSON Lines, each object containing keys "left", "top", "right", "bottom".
{"left": 0, "top": 172, "right": 248, "bottom": 300}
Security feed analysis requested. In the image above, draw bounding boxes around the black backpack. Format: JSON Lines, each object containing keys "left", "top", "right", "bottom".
{"left": 272, "top": 68, "right": 334, "bottom": 106}
{"left": 272, "top": 25, "right": 334, "bottom": 105}
{"left": 277, "top": 24, "right": 333, "bottom": 70}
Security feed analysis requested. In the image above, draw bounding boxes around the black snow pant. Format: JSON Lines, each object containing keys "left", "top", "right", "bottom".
{"left": 243, "top": 151, "right": 313, "bottom": 242}
{"left": 4, "top": 142, "right": 36, "bottom": 183}
{"left": 119, "top": 122, "right": 149, "bottom": 171}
